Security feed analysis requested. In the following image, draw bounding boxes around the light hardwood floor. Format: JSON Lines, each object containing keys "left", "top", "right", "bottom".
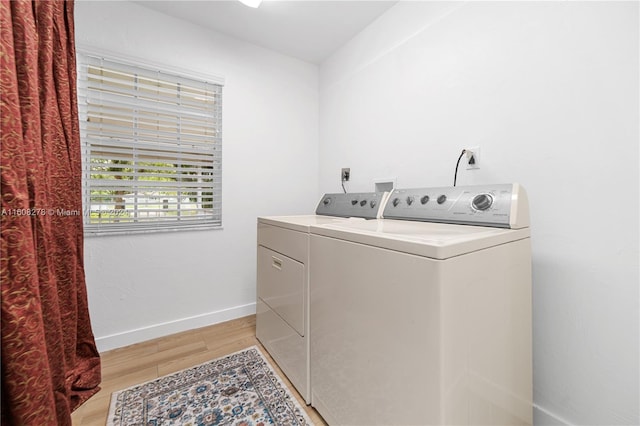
{"left": 71, "top": 315, "right": 326, "bottom": 425}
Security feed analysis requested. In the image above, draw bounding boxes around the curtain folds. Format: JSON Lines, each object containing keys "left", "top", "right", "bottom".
{"left": 1, "top": 0, "right": 102, "bottom": 424}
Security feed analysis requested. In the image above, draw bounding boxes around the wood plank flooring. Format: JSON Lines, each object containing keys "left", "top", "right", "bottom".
{"left": 71, "top": 315, "right": 326, "bottom": 425}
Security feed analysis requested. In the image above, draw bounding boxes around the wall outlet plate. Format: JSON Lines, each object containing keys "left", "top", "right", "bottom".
{"left": 341, "top": 168, "right": 351, "bottom": 181}
{"left": 466, "top": 147, "right": 480, "bottom": 170}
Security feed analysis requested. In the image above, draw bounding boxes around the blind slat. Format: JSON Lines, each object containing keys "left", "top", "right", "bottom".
{"left": 85, "top": 134, "right": 220, "bottom": 152}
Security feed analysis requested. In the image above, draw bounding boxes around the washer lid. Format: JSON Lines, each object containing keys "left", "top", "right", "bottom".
{"left": 310, "top": 219, "right": 530, "bottom": 259}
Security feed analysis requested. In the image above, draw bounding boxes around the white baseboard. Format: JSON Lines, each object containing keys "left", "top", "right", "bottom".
{"left": 95, "top": 302, "right": 257, "bottom": 353}
{"left": 534, "top": 405, "right": 572, "bottom": 426}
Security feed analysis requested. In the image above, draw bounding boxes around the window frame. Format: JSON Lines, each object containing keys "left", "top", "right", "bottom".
{"left": 76, "top": 49, "right": 225, "bottom": 236}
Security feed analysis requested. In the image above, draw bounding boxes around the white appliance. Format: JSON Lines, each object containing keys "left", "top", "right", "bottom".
{"left": 309, "top": 183, "right": 532, "bottom": 425}
{"left": 256, "top": 192, "right": 388, "bottom": 404}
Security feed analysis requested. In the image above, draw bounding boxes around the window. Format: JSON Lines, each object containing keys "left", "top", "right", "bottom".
{"left": 77, "top": 52, "right": 223, "bottom": 235}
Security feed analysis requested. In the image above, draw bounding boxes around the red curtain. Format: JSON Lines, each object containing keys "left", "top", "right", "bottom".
{"left": 0, "top": 0, "right": 101, "bottom": 424}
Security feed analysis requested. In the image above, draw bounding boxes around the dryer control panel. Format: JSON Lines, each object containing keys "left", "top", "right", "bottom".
{"left": 382, "top": 183, "right": 529, "bottom": 229}
{"left": 316, "top": 192, "right": 389, "bottom": 219}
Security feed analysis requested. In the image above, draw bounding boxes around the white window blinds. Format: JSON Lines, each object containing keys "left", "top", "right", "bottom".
{"left": 77, "top": 52, "right": 223, "bottom": 235}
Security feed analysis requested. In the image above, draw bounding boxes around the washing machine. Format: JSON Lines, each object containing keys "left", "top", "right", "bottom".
{"left": 309, "top": 183, "right": 532, "bottom": 425}
{"left": 256, "top": 191, "right": 389, "bottom": 404}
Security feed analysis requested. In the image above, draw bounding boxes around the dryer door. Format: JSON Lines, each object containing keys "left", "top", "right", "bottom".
{"left": 257, "top": 246, "right": 305, "bottom": 336}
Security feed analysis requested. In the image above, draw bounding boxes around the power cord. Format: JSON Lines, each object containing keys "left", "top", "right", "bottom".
{"left": 453, "top": 149, "right": 466, "bottom": 186}
{"left": 341, "top": 181, "right": 347, "bottom": 193}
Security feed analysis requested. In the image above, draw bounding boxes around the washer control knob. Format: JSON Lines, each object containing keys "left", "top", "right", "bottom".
{"left": 392, "top": 197, "right": 401, "bottom": 207}
{"left": 323, "top": 197, "right": 332, "bottom": 206}
{"left": 437, "top": 195, "right": 447, "bottom": 204}
{"left": 420, "top": 195, "right": 430, "bottom": 205}
{"left": 472, "top": 193, "right": 493, "bottom": 211}
{"left": 360, "top": 199, "right": 367, "bottom": 207}
{"left": 370, "top": 200, "right": 377, "bottom": 208}
{"left": 351, "top": 199, "right": 358, "bottom": 205}
{"left": 406, "top": 196, "right": 414, "bottom": 206}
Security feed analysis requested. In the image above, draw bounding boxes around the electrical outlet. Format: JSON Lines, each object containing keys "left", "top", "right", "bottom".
{"left": 465, "top": 147, "right": 480, "bottom": 170}
{"left": 341, "top": 168, "right": 351, "bottom": 182}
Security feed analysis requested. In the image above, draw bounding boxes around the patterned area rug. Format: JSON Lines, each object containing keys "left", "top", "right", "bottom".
{"left": 107, "top": 346, "right": 313, "bottom": 426}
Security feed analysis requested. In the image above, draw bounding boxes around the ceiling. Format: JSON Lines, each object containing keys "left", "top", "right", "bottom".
{"left": 133, "top": 0, "right": 398, "bottom": 64}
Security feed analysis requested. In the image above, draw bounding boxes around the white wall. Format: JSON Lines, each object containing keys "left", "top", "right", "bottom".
{"left": 75, "top": 1, "right": 319, "bottom": 351}
{"left": 75, "top": 2, "right": 639, "bottom": 424}
{"left": 319, "top": 2, "right": 638, "bottom": 426}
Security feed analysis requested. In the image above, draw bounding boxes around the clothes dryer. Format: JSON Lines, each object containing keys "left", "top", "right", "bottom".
{"left": 256, "top": 192, "right": 388, "bottom": 404}
{"left": 309, "top": 184, "right": 532, "bottom": 425}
